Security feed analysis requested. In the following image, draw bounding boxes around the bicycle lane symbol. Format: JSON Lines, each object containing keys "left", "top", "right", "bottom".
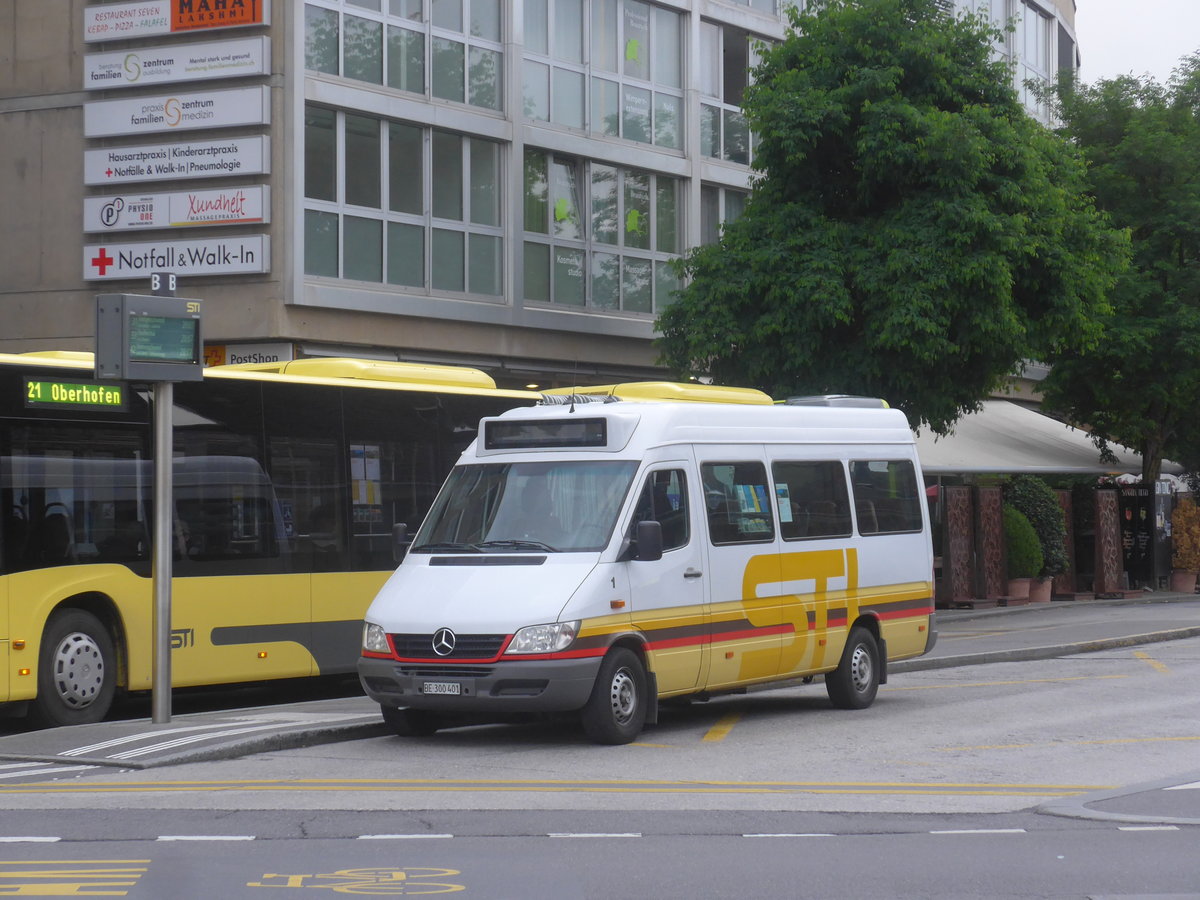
{"left": 247, "top": 867, "right": 465, "bottom": 894}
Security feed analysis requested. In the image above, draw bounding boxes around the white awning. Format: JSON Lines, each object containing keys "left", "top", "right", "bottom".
{"left": 914, "top": 400, "right": 1182, "bottom": 476}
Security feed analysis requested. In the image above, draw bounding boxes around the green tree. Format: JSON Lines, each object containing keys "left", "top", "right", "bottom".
{"left": 1038, "top": 56, "right": 1200, "bottom": 482}
{"left": 656, "top": 0, "right": 1127, "bottom": 434}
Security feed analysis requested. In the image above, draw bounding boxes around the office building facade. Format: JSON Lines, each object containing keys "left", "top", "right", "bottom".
{"left": 0, "top": 0, "right": 1078, "bottom": 387}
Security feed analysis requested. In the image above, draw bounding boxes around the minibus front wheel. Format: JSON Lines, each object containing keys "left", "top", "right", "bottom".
{"left": 825, "top": 626, "right": 880, "bottom": 710}
{"left": 581, "top": 647, "right": 647, "bottom": 745}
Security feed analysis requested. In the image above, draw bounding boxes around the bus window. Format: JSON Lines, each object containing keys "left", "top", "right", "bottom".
{"left": 629, "top": 469, "right": 690, "bottom": 551}
{"left": 772, "top": 460, "right": 852, "bottom": 540}
{"left": 701, "top": 462, "right": 775, "bottom": 545}
{"left": 850, "top": 459, "right": 924, "bottom": 535}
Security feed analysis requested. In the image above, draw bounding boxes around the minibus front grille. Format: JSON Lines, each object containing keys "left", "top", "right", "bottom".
{"left": 394, "top": 665, "right": 495, "bottom": 679}
{"left": 390, "top": 633, "right": 507, "bottom": 659}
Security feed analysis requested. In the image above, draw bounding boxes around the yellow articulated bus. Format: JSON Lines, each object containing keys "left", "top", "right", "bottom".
{"left": 359, "top": 389, "right": 938, "bottom": 744}
{"left": 0, "top": 350, "right": 536, "bottom": 727}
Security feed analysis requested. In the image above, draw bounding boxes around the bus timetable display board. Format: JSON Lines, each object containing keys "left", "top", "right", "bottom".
{"left": 95, "top": 293, "right": 204, "bottom": 381}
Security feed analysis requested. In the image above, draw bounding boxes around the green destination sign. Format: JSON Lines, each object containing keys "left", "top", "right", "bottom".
{"left": 24, "top": 377, "right": 126, "bottom": 411}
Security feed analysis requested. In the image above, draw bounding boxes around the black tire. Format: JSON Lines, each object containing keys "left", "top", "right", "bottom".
{"left": 825, "top": 626, "right": 880, "bottom": 710}
{"left": 29, "top": 609, "right": 116, "bottom": 728}
{"left": 381, "top": 705, "right": 440, "bottom": 736}
{"left": 580, "top": 647, "right": 647, "bottom": 745}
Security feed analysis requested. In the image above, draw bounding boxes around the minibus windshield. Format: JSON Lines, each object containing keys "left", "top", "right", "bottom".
{"left": 412, "top": 460, "right": 638, "bottom": 553}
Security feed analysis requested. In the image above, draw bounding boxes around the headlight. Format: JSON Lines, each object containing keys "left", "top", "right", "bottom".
{"left": 362, "top": 622, "right": 391, "bottom": 654}
{"left": 507, "top": 621, "right": 580, "bottom": 654}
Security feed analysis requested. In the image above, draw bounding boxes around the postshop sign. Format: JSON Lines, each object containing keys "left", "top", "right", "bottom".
{"left": 84, "top": 36, "right": 269, "bottom": 90}
{"left": 84, "top": 0, "right": 270, "bottom": 43}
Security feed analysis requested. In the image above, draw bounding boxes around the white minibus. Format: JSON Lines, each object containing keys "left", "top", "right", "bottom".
{"left": 358, "top": 389, "right": 937, "bottom": 744}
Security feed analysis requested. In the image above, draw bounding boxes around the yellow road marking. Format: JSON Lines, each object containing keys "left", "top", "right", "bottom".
{"left": 886, "top": 674, "right": 1128, "bottom": 692}
{"left": 0, "top": 779, "right": 1108, "bottom": 799}
{"left": 1134, "top": 650, "right": 1170, "bottom": 674}
{"left": 703, "top": 714, "right": 742, "bottom": 742}
{"left": 942, "top": 735, "right": 1200, "bottom": 752}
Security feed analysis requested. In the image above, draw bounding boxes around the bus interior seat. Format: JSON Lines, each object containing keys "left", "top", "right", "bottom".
{"left": 38, "top": 505, "right": 76, "bottom": 564}
{"left": 855, "top": 499, "right": 878, "bottom": 535}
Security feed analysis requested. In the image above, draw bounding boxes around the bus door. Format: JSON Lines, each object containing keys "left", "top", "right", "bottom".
{"left": 624, "top": 464, "right": 704, "bottom": 695}
{"left": 698, "top": 454, "right": 783, "bottom": 689}
{"left": 0, "top": 574, "right": 7, "bottom": 703}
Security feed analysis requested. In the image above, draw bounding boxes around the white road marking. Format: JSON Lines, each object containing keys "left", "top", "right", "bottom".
{"left": 0, "top": 836, "right": 61, "bottom": 843}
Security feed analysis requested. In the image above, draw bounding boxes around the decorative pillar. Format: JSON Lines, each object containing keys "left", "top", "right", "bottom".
{"left": 1054, "top": 489, "right": 1077, "bottom": 595}
{"left": 1094, "top": 488, "right": 1124, "bottom": 595}
{"left": 941, "top": 485, "right": 975, "bottom": 607}
{"left": 973, "top": 486, "right": 1005, "bottom": 599}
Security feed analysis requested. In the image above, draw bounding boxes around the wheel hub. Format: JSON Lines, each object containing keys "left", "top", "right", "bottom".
{"left": 608, "top": 668, "right": 637, "bottom": 724}
{"left": 51, "top": 632, "right": 105, "bottom": 710}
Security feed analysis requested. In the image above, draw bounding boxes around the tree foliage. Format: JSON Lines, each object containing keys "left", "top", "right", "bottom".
{"left": 1038, "top": 56, "right": 1200, "bottom": 482}
{"left": 656, "top": 0, "right": 1127, "bottom": 434}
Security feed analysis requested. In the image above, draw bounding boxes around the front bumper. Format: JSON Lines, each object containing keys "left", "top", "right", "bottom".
{"left": 357, "top": 655, "right": 603, "bottom": 713}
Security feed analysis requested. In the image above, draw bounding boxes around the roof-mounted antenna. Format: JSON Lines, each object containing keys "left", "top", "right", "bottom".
{"left": 569, "top": 360, "right": 578, "bottom": 413}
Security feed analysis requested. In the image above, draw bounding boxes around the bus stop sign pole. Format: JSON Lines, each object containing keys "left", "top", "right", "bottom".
{"left": 95, "top": 276, "right": 203, "bottom": 724}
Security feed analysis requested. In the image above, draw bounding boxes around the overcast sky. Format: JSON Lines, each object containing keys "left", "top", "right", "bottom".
{"left": 1074, "top": 0, "right": 1200, "bottom": 85}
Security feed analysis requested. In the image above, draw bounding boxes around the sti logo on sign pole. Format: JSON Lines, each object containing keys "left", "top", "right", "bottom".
{"left": 84, "top": 86, "right": 270, "bottom": 138}
{"left": 85, "top": 236, "right": 270, "bottom": 280}
{"left": 84, "top": 0, "right": 270, "bottom": 43}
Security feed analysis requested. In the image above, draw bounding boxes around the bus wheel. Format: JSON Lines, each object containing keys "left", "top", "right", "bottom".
{"left": 30, "top": 610, "right": 116, "bottom": 728}
{"left": 826, "top": 626, "right": 880, "bottom": 710}
{"left": 581, "top": 648, "right": 647, "bottom": 745}
{"left": 381, "top": 705, "right": 440, "bottom": 737}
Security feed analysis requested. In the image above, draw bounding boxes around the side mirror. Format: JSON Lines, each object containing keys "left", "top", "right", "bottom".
{"left": 392, "top": 522, "right": 409, "bottom": 564}
{"left": 634, "top": 520, "right": 663, "bottom": 562}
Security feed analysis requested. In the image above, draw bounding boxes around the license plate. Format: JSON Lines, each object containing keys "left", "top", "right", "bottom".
{"left": 422, "top": 681, "right": 461, "bottom": 695}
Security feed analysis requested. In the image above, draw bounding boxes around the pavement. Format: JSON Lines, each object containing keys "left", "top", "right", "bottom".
{"left": 1, "top": 592, "right": 1199, "bottom": 824}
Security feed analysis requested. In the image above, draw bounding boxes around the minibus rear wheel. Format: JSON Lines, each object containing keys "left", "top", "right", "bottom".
{"left": 825, "top": 626, "right": 880, "bottom": 710}
{"left": 381, "top": 705, "right": 440, "bottom": 736}
{"left": 581, "top": 647, "right": 647, "bottom": 745}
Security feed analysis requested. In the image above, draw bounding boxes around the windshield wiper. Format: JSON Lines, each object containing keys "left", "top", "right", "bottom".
{"left": 411, "top": 541, "right": 481, "bottom": 553}
{"left": 474, "top": 539, "right": 558, "bottom": 553}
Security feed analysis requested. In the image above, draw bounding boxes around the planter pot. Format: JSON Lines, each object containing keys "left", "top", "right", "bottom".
{"left": 1169, "top": 569, "right": 1198, "bottom": 594}
{"left": 1006, "top": 577, "right": 1031, "bottom": 600}
{"left": 1028, "top": 577, "right": 1053, "bottom": 603}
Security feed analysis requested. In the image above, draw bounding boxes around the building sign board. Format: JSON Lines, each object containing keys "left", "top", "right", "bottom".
{"left": 84, "top": 85, "right": 270, "bottom": 138}
{"left": 85, "top": 186, "right": 270, "bottom": 231}
{"left": 84, "top": 36, "right": 269, "bottom": 90}
{"left": 85, "top": 136, "right": 270, "bottom": 186}
{"left": 85, "top": 235, "right": 270, "bottom": 280}
{"left": 204, "top": 341, "right": 294, "bottom": 366}
{"left": 84, "top": 0, "right": 270, "bottom": 43}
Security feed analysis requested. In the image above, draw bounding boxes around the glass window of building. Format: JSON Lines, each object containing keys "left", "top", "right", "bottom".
{"left": 523, "top": 149, "right": 681, "bottom": 313}
{"left": 700, "top": 185, "right": 746, "bottom": 245}
{"left": 522, "top": 0, "right": 682, "bottom": 149}
{"left": 303, "top": 104, "right": 503, "bottom": 296}
{"left": 304, "top": 0, "right": 503, "bottom": 112}
{"left": 699, "top": 22, "right": 769, "bottom": 166}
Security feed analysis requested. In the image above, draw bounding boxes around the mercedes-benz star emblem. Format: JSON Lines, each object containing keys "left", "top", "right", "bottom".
{"left": 431, "top": 628, "right": 456, "bottom": 656}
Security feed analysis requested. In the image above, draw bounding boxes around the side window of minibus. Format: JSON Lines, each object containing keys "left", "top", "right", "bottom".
{"left": 772, "top": 461, "right": 852, "bottom": 540}
{"left": 701, "top": 462, "right": 775, "bottom": 545}
{"left": 850, "top": 460, "right": 923, "bottom": 536}
{"left": 629, "top": 469, "right": 689, "bottom": 551}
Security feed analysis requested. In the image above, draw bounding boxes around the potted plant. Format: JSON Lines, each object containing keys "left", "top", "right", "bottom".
{"left": 1170, "top": 497, "right": 1200, "bottom": 593}
{"left": 1006, "top": 475, "right": 1068, "bottom": 602}
{"left": 1003, "top": 504, "right": 1043, "bottom": 601}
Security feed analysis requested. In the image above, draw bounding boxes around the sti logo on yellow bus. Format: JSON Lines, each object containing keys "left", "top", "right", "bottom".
{"left": 24, "top": 377, "right": 127, "bottom": 411}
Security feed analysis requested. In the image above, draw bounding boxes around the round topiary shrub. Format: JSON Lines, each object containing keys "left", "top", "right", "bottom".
{"left": 1006, "top": 475, "right": 1068, "bottom": 578}
{"left": 1004, "top": 504, "right": 1043, "bottom": 579}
